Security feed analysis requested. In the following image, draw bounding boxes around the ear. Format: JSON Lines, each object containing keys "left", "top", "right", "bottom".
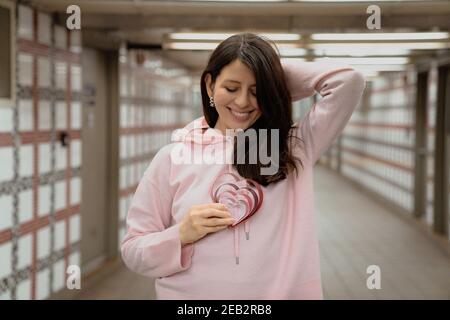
{"left": 205, "top": 73, "right": 215, "bottom": 98}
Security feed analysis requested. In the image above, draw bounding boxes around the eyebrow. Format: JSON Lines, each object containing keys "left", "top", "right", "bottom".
{"left": 223, "top": 80, "right": 256, "bottom": 87}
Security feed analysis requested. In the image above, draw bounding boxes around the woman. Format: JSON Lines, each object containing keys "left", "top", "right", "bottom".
{"left": 121, "top": 33, "right": 365, "bottom": 299}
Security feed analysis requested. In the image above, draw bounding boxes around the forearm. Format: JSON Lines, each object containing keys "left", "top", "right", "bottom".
{"left": 291, "top": 65, "right": 366, "bottom": 164}
{"left": 281, "top": 58, "right": 355, "bottom": 101}
{"left": 121, "top": 223, "right": 194, "bottom": 278}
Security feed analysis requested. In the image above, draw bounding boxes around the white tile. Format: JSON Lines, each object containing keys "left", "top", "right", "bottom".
{"left": 18, "top": 189, "right": 33, "bottom": 224}
{"left": 38, "top": 57, "right": 51, "bottom": 88}
{"left": 69, "top": 30, "right": 82, "bottom": 53}
{"left": 37, "top": 12, "right": 51, "bottom": 46}
{"left": 119, "top": 167, "right": 126, "bottom": 189}
{"left": 130, "top": 78, "right": 136, "bottom": 96}
{"left": 38, "top": 100, "right": 51, "bottom": 131}
{"left": 71, "top": 65, "right": 82, "bottom": 92}
{"left": 52, "top": 259, "right": 65, "bottom": 293}
{"left": 17, "top": 234, "right": 32, "bottom": 270}
{"left": 0, "top": 289, "right": 11, "bottom": 300}
{"left": 119, "top": 197, "right": 127, "bottom": 221}
{"left": 70, "top": 214, "right": 80, "bottom": 244}
{"left": 55, "top": 101, "right": 67, "bottom": 130}
{"left": 143, "top": 134, "right": 149, "bottom": 153}
{"left": 120, "top": 136, "right": 127, "bottom": 159}
{"left": 135, "top": 136, "right": 141, "bottom": 156}
{"left": 135, "top": 108, "right": 142, "bottom": 126}
{"left": 36, "top": 268, "right": 50, "bottom": 300}
{"left": 55, "top": 61, "right": 67, "bottom": 90}
{"left": 19, "top": 145, "right": 33, "bottom": 177}
{"left": 127, "top": 165, "right": 133, "bottom": 188}
{"left": 55, "top": 143, "right": 67, "bottom": 172}
{"left": 0, "top": 242, "right": 12, "bottom": 279}
{"left": 54, "top": 26, "right": 66, "bottom": 50}
{"left": 37, "top": 226, "right": 50, "bottom": 260}
{"left": 120, "top": 104, "right": 128, "bottom": 128}
{"left": 0, "top": 105, "right": 13, "bottom": 133}
{"left": 0, "top": 147, "right": 14, "bottom": 182}
{"left": 120, "top": 75, "right": 128, "bottom": 97}
{"left": 18, "top": 99, "right": 33, "bottom": 131}
{"left": 0, "top": 195, "right": 13, "bottom": 231}
{"left": 70, "top": 140, "right": 81, "bottom": 167}
{"left": 18, "top": 54, "right": 33, "bottom": 87}
{"left": 69, "top": 251, "right": 80, "bottom": 270}
{"left": 54, "top": 220, "right": 65, "bottom": 252}
{"left": 38, "top": 185, "right": 50, "bottom": 217}
{"left": 39, "top": 143, "right": 51, "bottom": 174}
{"left": 129, "top": 106, "right": 136, "bottom": 126}
{"left": 55, "top": 180, "right": 66, "bottom": 212}
{"left": 118, "top": 227, "right": 126, "bottom": 250}
{"left": 71, "top": 101, "right": 82, "bottom": 130}
{"left": 18, "top": 5, "right": 33, "bottom": 40}
{"left": 16, "top": 279, "right": 31, "bottom": 300}
{"left": 129, "top": 136, "right": 135, "bottom": 157}
{"left": 70, "top": 177, "right": 81, "bottom": 206}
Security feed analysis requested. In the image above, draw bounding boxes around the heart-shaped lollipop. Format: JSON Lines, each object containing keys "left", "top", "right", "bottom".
{"left": 210, "top": 172, "right": 263, "bottom": 227}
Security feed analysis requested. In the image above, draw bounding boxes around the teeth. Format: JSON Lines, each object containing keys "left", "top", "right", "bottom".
{"left": 230, "top": 109, "right": 252, "bottom": 119}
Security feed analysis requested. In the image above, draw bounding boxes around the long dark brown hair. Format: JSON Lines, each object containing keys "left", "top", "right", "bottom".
{"left": 200, "top": 33, "right": 304, "bottom": 186}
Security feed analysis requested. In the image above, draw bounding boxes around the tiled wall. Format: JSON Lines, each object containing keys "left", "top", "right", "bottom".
{"left": 320, "top": 69, "right": 446, "bottom": 225}
{"left": 320, "top": 66, "right": 450, "bottom": 241}
{"left": 0, "top": 4, "right": 82, "bottom": 300}
{"left": 337, "top": 72, "right": 416, "bottom": 214}
{"left": 117, "top": 47, "right": 197, "bottom": 249}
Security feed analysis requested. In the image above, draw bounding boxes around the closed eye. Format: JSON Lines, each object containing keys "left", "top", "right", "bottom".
{"left": 226, "top": 87, "right": 257, "bottom": 96}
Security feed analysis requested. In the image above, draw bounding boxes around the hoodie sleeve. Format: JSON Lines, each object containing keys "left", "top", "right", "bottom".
{"left": 282, "top": 59, "right": 366, "bottom": 165}
{"left": 120, "top": 145, "right": 194, "bottom": 278}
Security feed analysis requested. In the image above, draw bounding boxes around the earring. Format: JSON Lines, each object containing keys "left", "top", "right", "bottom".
{"left": 209, "top": 96, "right": 215, "bottom": 108}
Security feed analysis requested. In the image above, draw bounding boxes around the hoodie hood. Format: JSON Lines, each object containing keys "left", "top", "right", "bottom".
{"left": 171, "top": 116, "right": 256, "bottom": 265}
{"left": 171, "top": 116, "right": 236, "bottom": 145}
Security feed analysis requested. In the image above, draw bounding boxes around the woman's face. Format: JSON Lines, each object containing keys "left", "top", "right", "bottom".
{"left": 206, "top": 59, "right": 262, "bottom": 134}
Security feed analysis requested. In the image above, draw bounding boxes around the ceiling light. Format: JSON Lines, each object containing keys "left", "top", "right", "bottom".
{"left": 315, "top": 57, "right": 409, "bottom": 65}
{"left": 311, "top": 32, "right": 449, "bottom": 41}
{"left": 164, "top": 42, "right": 219, "bottom": 50}
{"left": 169, "top": 33, "right": 300, "bottom": 41}
{"left": 164, "top": 41, "right": 300, "bottom": 51}
{"left": 311, "top": 42, "right": 449, "bottom": 50}
{"left": 349, "top": 65, "right": 409, "bottom": 72}
{"left": 278, "top": 47, "right": 308, "bottom": 56}
{"left": 281, "top": 58, "right": 307, "bottom": 63}
{"left": 298, "top": 0, "right": 424, "bottom": 2}
{"left": 314, "top": 47, "right": 411, "bottom": 57}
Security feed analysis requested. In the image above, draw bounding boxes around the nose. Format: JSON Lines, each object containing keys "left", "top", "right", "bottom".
{"left": 235, "top": 91, "right": 251, "bottom": 109}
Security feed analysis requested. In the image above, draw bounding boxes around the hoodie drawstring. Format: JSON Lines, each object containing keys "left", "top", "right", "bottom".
{"left": 234, "top": 227, "right": 239, "bottom": 265}
{"left": 227, "top": 141, "right": 254, "bottom": 265}
{"left": 234, "top": 221, "right": 251, "bottom": 265}
{"left": 245, "top": 220, "right": 250, "bottom": 240}
{"left": 228, "top": 162, "right": 240, "bottom": 265}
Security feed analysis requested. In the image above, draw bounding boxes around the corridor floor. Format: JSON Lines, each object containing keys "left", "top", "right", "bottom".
{"left": 74, "top": 166, "right": 450, "bottom": 300}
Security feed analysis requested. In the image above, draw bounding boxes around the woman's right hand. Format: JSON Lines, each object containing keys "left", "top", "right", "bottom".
{"left": 179, "top": 203, "right": 235, "bottom": 245}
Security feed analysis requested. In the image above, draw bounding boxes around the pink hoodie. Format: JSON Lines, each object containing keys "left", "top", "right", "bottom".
{"left": 121, "top": 60, "right": 366, "bottom": 299}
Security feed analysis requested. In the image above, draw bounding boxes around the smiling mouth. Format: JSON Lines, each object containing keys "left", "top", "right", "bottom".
{"left": 226, "top": 107, "right": 255, "bottom": 122}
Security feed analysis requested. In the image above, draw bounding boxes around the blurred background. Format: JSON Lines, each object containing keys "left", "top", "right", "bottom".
{"left": 0, "top": 0, "right": 449, "bottom": 300}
